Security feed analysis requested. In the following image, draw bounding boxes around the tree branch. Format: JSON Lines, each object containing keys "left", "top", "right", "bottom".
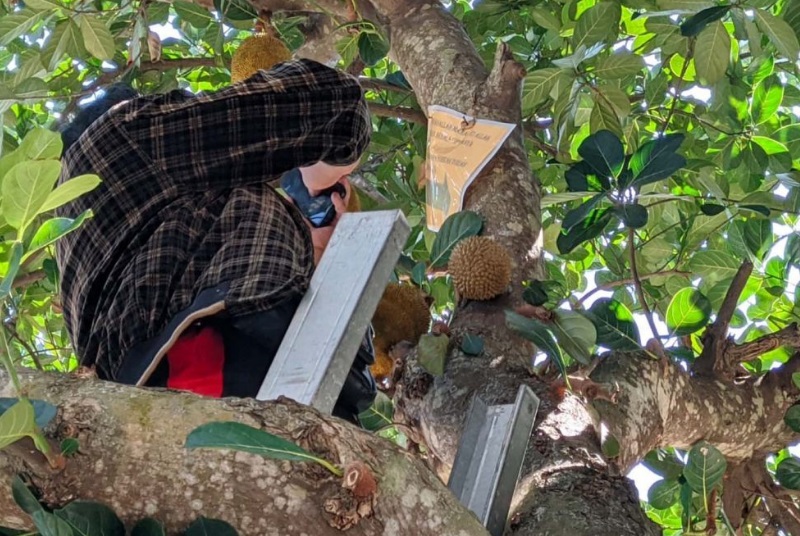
{"left": 628, "top": 228, "right": 665, "bottom": 356}
{"left": 725, "top": 323, "right": 800, "bottom": 366}
{"left": 576, "top": 270, "right": 690, "bottom": 306}
{"left": 368, "top": 102, "right": 427, "bottom": 125}
{"left": 695, "top": 261, "right": 754, "bottom": 378}
{"left": 359, "top": 77, "right": 413, "bottom": 94}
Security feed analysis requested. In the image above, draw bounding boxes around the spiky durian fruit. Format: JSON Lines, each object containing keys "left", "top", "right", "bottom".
{"left": 448, "top": 236, "right": 512, "bottom": 300}
{"left": 371, "top": 283, "right": 430, "bottom": 349}
{"left": 230, "top": 33, "right": 292, "bottom": 83}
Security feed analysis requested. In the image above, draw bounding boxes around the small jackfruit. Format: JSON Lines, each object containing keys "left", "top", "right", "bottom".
{"left": 230, "top": 33, "right": 292, "bottom": 83}
{"left": 371, "top": 283, "right": 430, "bottom": 351}
{"left": 448, "top": 236, "right": 512, "bottom": 300}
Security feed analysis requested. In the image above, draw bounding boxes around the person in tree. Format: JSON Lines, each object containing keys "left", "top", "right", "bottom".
{"left": 54, "top": 59, "right": 377, "bottom": 424}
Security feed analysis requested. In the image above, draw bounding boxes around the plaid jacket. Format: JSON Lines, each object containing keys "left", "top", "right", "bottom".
{"left": 55, "top": 59, "right": 371, "bottom": 385}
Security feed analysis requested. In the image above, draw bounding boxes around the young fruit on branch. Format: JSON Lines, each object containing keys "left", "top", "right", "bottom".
{"left": 230, "top": 33, "right": 292, "bottom": 83}
{"left": 448, "top": 236, "right": 512, "bottom": 300}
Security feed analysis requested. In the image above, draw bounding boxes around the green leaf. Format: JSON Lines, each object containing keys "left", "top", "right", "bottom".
{"left": 617, "top": 203, "right": 648, "bottom": 228}
{"left": 0, "top": 10, "right": 45, "bottom": 46}
{"left": 39, "top": 174, "right": 101, "bottom": 214}
{"left": 411, "top": 262, "right": 426, "bottom": 286}
{"left": 77, "top": 15, "right": 115, "bottom": 61}
{"left": 563, "top": 193, "right": 607, "bottom": 230}
{"left": 776, "top": 457, "right": 800, "bottom": 490}
{"left": 19, "top": 127, "right": 63, "bottom": 160}
{"left": 557, "top": 206, "right": 613, "bottom": 254}
{"left": 417, "top": 333, "right": 449, "bottom": 376}
{"left": 0, "top": 527, "right": 26, "bottom": 535}
{"left": 358, "top": 31, "right": 390, "bottom": 66}
{"left": 146, "top": 2, "right": 171, "bottom": 24}
{"left": 32, "top": 511, "right": 74, "bottom": 536}
{"left": 694, "top": 20, "right": 730, "bottom": 85}
{"left": 505, "top": 310, "right": 567, "bottom": 376}
{"left": 0, "top": 398, "right": 57, "bottom": 428}
{"left": 132, "top": 518, "right": 166, "bottom": 536}
{"left": 523, "top": 68, "right": 567, "bottom": 113}
{"left": 679, "top": 6, "right": 730, "bottom": 37}
{"left": 0, "top": 242, "right": 23, "bottom": 300}
{"left": 358, "top": 391, "right": 394, "bottom": 432}
{"left": 751, "top": 75, "right": 784, "bottom": 125}
{"left": 55, "top": 501, "right": 125, "bottom": 536}
{"left": 2, "top": 160, "right": 62, "bottom": 231}
{"left": 184, "top": 518, "right": 238, "bottom": 536}
{"left": 686, "top": 250, "right": 740, "bottom": 284}
{"left": 60, "top": 438, "right": 79, "bottom": 456}
{"left": 578, "top": 130, "right": 625, "bottom": 180}
{"left": 742, "top": 218, "right": 773, "bottom": 259}
{"left": 700, "top": 203, "right": 725, "bottom": 216}
{"left": 0, "top": 398, "right": 36, "bottom": 449}
{"left": 550, "top": 310, "right": 595, "bottom": 364}
{"left": 26, "top": 210, "right": 93, "bottom": 259}
{"left": 643, "top": 448, "right": 685, "bottom": 479}
{"left": 429, "top": 211, "right": 483, "bottom": 268}
{"left": 335, "top": 34, "right": 361, "bottom": 68}
{"left": 784, "top": 404, "right": 800, "bottom": 433}
{"left": 590, "top": 97, "right": 624, "bottom": 139}
{"left": 186, "top": 421, "right": 341, "bottom": 475}
{"left": 23, "top": 0, "right": 61, "bottom": 11}
{"left": 173, "top": 1, "right": 214, "bottom": 28}
{"left": 572, "top": 2, "right": 621, "bottom": 49}
{"left": 739, "top": 203, "right": 771, "bottom": 217}
{"left": 755, "top": 8, "right": 800, "bottom": 61}
{"left": 648, "top": 479, "right": 681, "bottom": 510}
{"left": 586, "top": 298, "right": 640, "bottom": 350}
{"left": 666, "top": 287, "right": 712, "bottom": 336}
{"left": 12, "top": 475, "right": 43, "bottom": 515}
{"left": 213, "top": 0, "right": 257, "bottom": 21}
{"left": 522, "top": 280, "right": 549, "bottom": 306}
{"left": 683, "top": 441, "right": 727, "bottom": 495}
{"left": 593, "top": 53, "right": 644, "bottom": 79}
{"left": 460, "top": 333, "right": 484, "bottom": 356}
{"left": 42, "top": 20, "right": 84, "bottom": 71}
{"left": 629, "top": 134, "right": 686, "bottom": 188}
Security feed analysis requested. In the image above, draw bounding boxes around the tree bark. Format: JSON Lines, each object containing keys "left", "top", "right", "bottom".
{"left": 0, "top": 370, "right": 488, "bottom": 535}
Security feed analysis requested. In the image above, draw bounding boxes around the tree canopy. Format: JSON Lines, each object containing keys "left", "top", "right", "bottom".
{"left": 1, "top": 0, "right": 800, "bottom": 534}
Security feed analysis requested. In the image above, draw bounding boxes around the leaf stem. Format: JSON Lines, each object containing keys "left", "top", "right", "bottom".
{"left": 628, "top": 228, "right": 665, "bottom": 354}
{"left": 660, "top": 40, "right": 695, "bottom": 135}
{"left": 0, "top": 322, "right": 22, "bottom": 395}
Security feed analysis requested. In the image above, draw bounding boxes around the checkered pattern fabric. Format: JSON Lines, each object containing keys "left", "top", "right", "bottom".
{"left": 55, "top": 59, "right": 371, "bottom": 380}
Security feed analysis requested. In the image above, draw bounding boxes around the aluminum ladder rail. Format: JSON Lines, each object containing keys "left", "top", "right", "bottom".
{"left": 256, "top": 209, "right": 410, "bottom": 413}
{"left": 448, "top": 385, "right": 539, "bottom": 536}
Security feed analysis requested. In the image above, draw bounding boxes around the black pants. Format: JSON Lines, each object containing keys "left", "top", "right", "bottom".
{"left": 149, "top": 294, "right": 377, "bottom": 424}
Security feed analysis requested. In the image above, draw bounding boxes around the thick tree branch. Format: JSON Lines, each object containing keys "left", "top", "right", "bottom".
{"left": 696, "top": 261, "right": 754, "bottom": 378}
{"left": 368, "top": 102, "right": 426, "bottom": 124}
{"left": 726, "top": 323, "right": 800, "bottom": 365}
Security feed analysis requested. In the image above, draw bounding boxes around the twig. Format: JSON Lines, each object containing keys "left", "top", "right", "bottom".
{"left": 7, "top": 327, "right": 44, "bottom": 371}
{"left": 368, "top": 102, "right": 427, "bottom": 125}
{"left": 521, "top": 122, "right": 559, "bottom": 156}
{"left": 628, "top": 228, "right": 664, "bottom": 354}
{"left": 695, "top": 261, "right": 754, "bottom": 377}
{"left": 660, "top": 39, "right": 694, "bottom": 135}
{"left": 576, "top": 269, "right": 690, "bottom": 306}
{"left": 12, "top": 270, "right": 46, "bottom": 289}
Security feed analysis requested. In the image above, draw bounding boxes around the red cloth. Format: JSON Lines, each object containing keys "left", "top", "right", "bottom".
{"left": 166, "top": 325, "right": 225, "bottom": 397}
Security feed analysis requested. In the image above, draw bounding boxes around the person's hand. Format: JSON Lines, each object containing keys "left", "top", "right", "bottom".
{"left": 303, "top": 177, "right": 351, "bottom": 264}
{"left": 300, "top": 161, "right": 358, "bottom": 196}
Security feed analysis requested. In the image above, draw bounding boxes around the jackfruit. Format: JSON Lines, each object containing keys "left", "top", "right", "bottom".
{"left": 371, "top": 283, "right": 430, "bottom": 351}
{"left": 230, "top": 33, "right": 292, "bottom": 83}
{"left": 448, "top": 236, "right": 512, "bottom": 300}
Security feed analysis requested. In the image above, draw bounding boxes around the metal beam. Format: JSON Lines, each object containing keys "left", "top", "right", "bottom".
{"left": 256, "top": 210, "right": 410, "bottom": 414}
{"left": 448, "top": 385, "right": 539, "bottom": 536}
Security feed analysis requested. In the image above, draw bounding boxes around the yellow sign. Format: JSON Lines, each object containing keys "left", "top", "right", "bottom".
{"left": 424, "top": 105, "right": 516, "bottom": 231}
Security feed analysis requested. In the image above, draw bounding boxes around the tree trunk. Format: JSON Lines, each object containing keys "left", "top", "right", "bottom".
{"left": 0, "top": 370, "right": 488, "bottom": 535}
